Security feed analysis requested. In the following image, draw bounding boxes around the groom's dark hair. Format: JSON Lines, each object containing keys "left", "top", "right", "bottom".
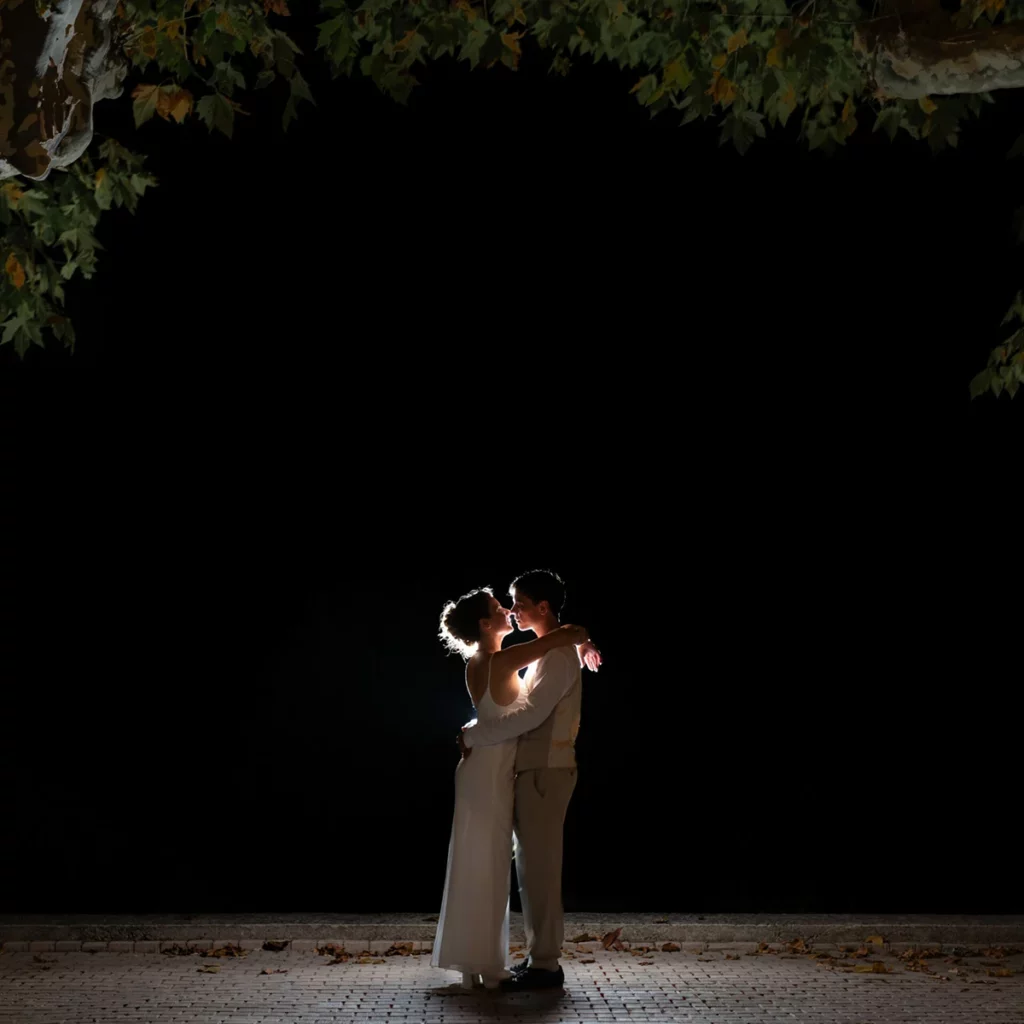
{"left": 510, "top": 569, "right": 566, "bottom": 621}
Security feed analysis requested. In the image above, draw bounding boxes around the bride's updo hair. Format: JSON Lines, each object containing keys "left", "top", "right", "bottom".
{"left": 439, "top": 587, "right": 494, "bottom": 659}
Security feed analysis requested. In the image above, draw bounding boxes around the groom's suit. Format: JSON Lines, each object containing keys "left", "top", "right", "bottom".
{"left": 462, "top": 646, "right": 582, "bottom": 972}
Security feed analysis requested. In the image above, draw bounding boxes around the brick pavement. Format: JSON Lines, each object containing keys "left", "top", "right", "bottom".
{"left": 1, "top": 941, "right": 1022, "bottom": 1024}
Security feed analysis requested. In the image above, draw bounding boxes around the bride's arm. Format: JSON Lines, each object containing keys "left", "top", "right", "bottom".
{"left": 492, "top": 624, "right": 588, "bottom": 675}
{"left": 462, "top": 646, "right": 578, "bottom": 749}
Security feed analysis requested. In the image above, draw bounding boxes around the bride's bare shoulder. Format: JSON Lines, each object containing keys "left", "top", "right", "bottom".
{"left": 466, "top": 653, "right": 488, "bottom": 703}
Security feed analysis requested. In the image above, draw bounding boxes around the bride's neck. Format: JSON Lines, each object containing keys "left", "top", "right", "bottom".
{"left": 477, "top": 634, "right": 502, "bottom": 654}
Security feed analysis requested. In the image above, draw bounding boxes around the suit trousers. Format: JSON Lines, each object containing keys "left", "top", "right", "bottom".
{"left": 512, "top": 766, "right": 578, "bottom": 972}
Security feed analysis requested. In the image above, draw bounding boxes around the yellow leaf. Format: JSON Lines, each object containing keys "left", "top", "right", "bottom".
{"left": 766, "top": 46, "right": 783, "bottom": 68}
{"left": 727, "top": 29, "right": 747, "bottom": 52}
{"left": 167, "top": 89, "right": 193, "bottom": 123}
{"left": 94, "top": 168, "right": 106, "bottom": 187}
{"left": 454, "top": 0, "right": 477, "bottom": 21}
{"left": 1, "top": 182, "right": 25, "bottom": 203}
{"left": 706, "top": 72, "right": 737, "bottom": 106}
{"left": 629, "top": 76, "right": 650, "bottom": 94}
{"left": 502, "top": 30, "right": 522, "bottom": 58}
{"left": 663, "top": 59, "right": 691, "bottom": 88}
{"left": 781, "top": 83, "right": 796, "bottom": 108}
{"left": 711, "top": 52, "right": 727, "bottom": 69}
{"left": 5, "top": 253, "right": 26, "bottom": 290}
{"left": 393, "top": 29, "right": 417, "bottom": 51}
{"left": 216, "top": 10, "right": 234, "bottom": 33}
{"left": 841, "top": 96, "right": 854, "bottom": 122}
{"left": 918, "top": 96, "right": 937, "bottom": 115}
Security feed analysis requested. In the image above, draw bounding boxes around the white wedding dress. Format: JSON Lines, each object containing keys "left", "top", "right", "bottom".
{"left": 431, "top": 654, "right": 530, "bottom": 988}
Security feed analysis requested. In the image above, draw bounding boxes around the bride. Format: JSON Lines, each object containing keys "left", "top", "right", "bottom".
{"left": 431, "top": 586, "right": 590, "bottom": 991}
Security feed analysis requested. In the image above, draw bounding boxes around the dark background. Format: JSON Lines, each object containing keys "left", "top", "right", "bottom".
{"left": 2, "top": 10, "right": 1020, "bottom": 915}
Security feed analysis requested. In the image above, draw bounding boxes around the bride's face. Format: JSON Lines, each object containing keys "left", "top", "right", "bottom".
{"left": 481, "top": 595, "right": 513, "bottom": 639}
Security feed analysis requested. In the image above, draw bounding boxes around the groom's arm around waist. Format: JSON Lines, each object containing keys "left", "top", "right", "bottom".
{"left": 462, "top": 647, "right": 576, "bottom": 749}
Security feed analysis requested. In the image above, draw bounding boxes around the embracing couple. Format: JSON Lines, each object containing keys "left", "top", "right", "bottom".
{"left": 431, "top": 569, "right": 602, "bottom": 994}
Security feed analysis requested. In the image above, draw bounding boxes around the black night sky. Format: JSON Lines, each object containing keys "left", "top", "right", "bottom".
{"left": 2, "top": 10, "right": 1020, "bottom": 918}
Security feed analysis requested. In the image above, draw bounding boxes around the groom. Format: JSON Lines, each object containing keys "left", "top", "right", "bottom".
{"left": 458, "top": 569, "right": 601, "bottom": 992}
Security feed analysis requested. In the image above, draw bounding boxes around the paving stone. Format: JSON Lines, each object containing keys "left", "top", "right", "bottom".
{"left": 1, "top": 945, "right": 1021, "bottom": 1023}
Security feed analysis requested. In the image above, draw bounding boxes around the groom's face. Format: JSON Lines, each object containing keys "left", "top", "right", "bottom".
{"left": 510, "top": 589, "right": 544, "bottom": 634}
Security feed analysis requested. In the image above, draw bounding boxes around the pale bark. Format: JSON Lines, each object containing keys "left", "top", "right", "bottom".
{"left": 855, "top": 14, "right": 1024, "bottom": 98}
{"left": 0, "top": 0, "right": 125, "bottom": 181}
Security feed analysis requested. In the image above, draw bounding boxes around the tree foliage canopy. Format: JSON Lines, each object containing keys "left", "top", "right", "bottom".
{"left": 2, "top": 0, "right": 1023, "bottom": 396}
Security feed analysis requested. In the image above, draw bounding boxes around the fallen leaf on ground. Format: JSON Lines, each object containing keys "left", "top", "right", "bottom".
{"left": 987, "top": 968, "right": 1015, "bottom": 977}
{"left": 197, "top": 965, "right": 220, "bottom": 973}
{"left": 315, "top": 944, "right": 345, "bottom": 957}
{"left": 263, "top": 941, "right": 289, "bottom": 952}
{"left": 259, "top": 968, "right": 288, "bottom": 974}
{"left": 661, "top": 942, "right": 680, "bottom": 952}
{"left": 654, "top": 917, "right": 668, "bottom": 923}
{"left": 855, "top": 962, "right": 891, "bottom": 974}
{"left": 570, "top": 933, "right": 598, "bottom": 943}
{"left": 579, "top": 957, "right": 596, "bottom": 964}
{"left": 32, "top": 955, "right": 56, "bottom": 963}
{"left": 865, "top": 935, "right": 886, "bottom": 946}
{"left": 200, "top": 945, "right": 247, "bottom": 958}
{"left": 725, "top": 953, "right": 741, "bottom": 960}
{"left": 786, "top": 938, "right": 810, "bottom": 954}
{"left": 386, "top": 943, "right": 413, "bottom": 956}
{"left": 639, "top": 960, "right": 654, "bottom": 965}
{"left": 602, "top": 928, "right": 622, "bottom": 950}
{"left": 513, "top": 952, "right": 525, "bottom": 959}
{"left": 357, "top": 957, "right": 386, "bottom": 965}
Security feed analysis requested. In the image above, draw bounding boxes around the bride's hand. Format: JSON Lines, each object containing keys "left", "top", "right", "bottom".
{"left": 561, "top": 623, "right": 589, "bottom": 645}
{"left": 579, "top": 640, "right": 602, "bottom": 673}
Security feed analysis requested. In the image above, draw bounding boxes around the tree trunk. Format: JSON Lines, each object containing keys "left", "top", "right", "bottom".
{"left": 0, "top": 0, "right": 125, "bottom": 181}
{"left": 855, "top": 13, "right": 1024, "bottom": 99}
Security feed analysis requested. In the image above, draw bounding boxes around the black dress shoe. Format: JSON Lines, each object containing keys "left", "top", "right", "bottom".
{"left": 509, "top": 960, "right": 530, "bottom": 976}
{"left": 499, "top": 965, "right": 565, "bottom": 991}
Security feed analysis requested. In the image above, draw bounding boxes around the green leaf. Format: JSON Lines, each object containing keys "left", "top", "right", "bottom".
{"left": 1, "top": 317, "right": 21, "bottom": 346}
{"left": 255, "top": 69, "right": 276, "bottom": 89}
{"left": 969, "top": 368, "right": 991, "bottom": 399}
{"left": 216, "top": 61, "right": 247, "bottom": 94}
{"left": 991, "top": 374, "right": 1004, "bottom": 397}
{"left": 197, "top": 93, "right": 235, "bottom": 139}
{"left": 317, "top": 14, "right": 355, "bottom": 66}
{"left": 133, "top": 88, "right": 161, "bottom": 129}
{"left": 289, "top": 70, "right": 315, "bottom": 106}
{"left": 274, "top": 29, "right": 302, "bottom": 56}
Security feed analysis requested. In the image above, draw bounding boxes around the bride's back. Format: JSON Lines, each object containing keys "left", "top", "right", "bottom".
{"left": 467, "top": 653, "right": 526, "bottom": 714}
